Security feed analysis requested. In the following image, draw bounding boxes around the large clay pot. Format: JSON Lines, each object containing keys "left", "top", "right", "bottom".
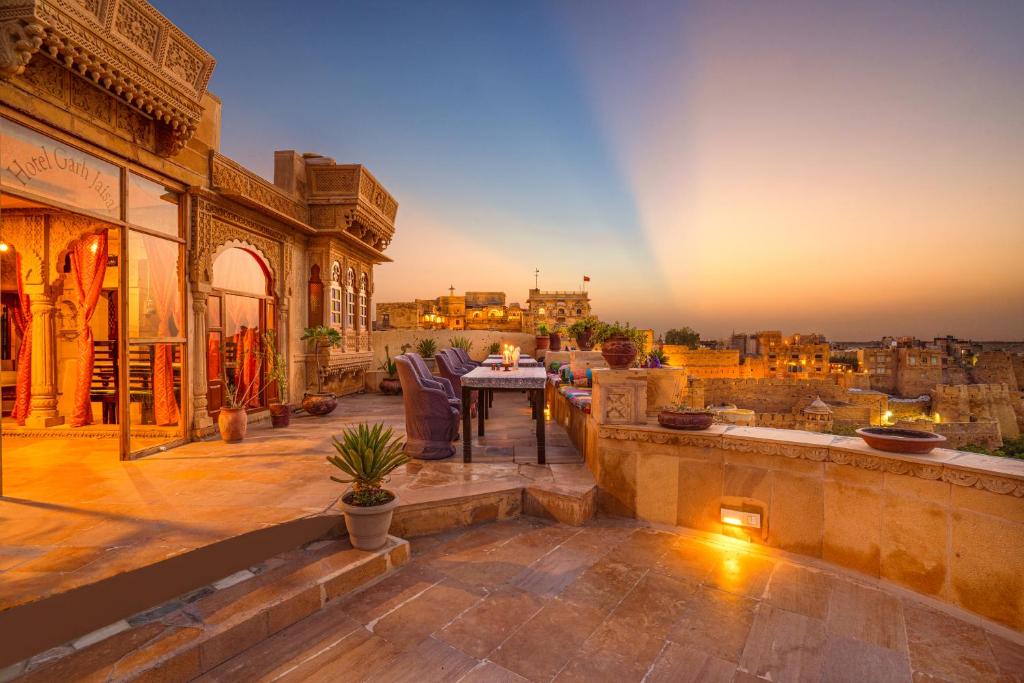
{"left": 302, "top": 393, "right": 338, "bottom": 417}
{"left": 576, "top": 328, "right": 595, "bottom": 351}
{"left": 549, "top": 332, "right": 562, "bottom": 351}
{"left": 856, "top": 427, "right": 946, "bottom": 454}
{"left": 218, "top": 407, "right": 248, "bottom": 442}
{"left": 341, "top": 491, "right": 399, "bottom": 550}
{"left": 535, "top": 335, "right": 550, "bottom": 351}
{"left": 379, "top": 377, "right": 402, "bottom": 395}
{"left": 600, "top": 335, "right": 638, "bottom": 369}
{"left": 269, "top": 402, "right": 291, "bottom": 428}
{"left": 658, "top": 410, "right": 714, "bottom": 430}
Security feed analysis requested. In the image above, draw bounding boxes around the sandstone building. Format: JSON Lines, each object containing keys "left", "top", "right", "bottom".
{"left": 375, "top": 288, "right": 525, "bottom": 332}
{"left": 526, "top": 288, "right": 591, "bottom": 333}
{"left": 0, "top": 0, "right": 397, "bottom": 459}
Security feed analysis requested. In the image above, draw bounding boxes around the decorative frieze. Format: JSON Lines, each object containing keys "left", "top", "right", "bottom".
{"left": 210, "top": 153, "right": 309, "bottom": 226}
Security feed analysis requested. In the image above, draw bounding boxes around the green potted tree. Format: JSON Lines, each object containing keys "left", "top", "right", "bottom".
{"left": 415, "top": 337, "right": 438, "bottom": 359}
{"left": 595, "top": 321, "right": 644, "bottom": 369}
{"left": 264, "top": 331, "right": 291, "bottom": 428}
{"left": 535, "top": 323, "right": 551, "bottom": 351}
{"left": 568, "top": 316, "right": 600, "bottom": 351}
{"left": 378, "top": 345, "right": 402, "bottom": 395}
{"left": 301, "top": 325, "right": 342, "bottom": 416}
{"left": 328, "top": 423, "right": 409, "bottom": 550}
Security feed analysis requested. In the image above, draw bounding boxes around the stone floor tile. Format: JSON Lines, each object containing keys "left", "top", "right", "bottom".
{"left": 987, "top": 631, "right": 1024, "bottom": 682}
{"left": 274, "top": 627, "right": 401, "bottom": 683}
{"left": 558, "top": 557, "right": 646, "bottom": 613}
{"left": 903, "top": 601, "right": 1002, "bottom": 682}
{"left": 645, "top": 641, "right": 737, "bottom": 683}
{"left": 609, "top": 528, "right": 677, "bottom": 567}
{"left": 364, "top": 636, "right": 479, "bottom": 683}
{"left": 459, "top": 660, "right": 531, "bottom": 683}
{"left": 703, "top": 547, "right": 777, "bottom": 599}
{"left": 821, "top": 635, "right": 913, "bottom": 683}
{"left": 668, "top": 584, "right": 758, "bottom": 662}
{"left": 436, "top": 587, "right": 545, "bottom": 659}
{"left": 490, "top": 598, "right": 606, "bottom": 682}
{"left": 512, "top": 545, "right": 597, "bottom": 598}
{"left": 370, "top": 578, "right": 486, "bottom": 649}
{"left": 765, "top": 561, "right": 834, "bottom": 619}
{"left": 653, "top": 536, "right": 719, "bottom": 583}
{"left": 826, "top": 580, "right": 907, "bottom": 651}
{"left": 338, "top": 564, "right": 447, "bottom": 625}
{"left": 738, "top": 604, "right": 828, "bottom": 682}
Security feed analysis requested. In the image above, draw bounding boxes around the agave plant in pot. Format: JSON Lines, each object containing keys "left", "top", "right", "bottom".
{"left": 568, "top": 316, "right": 600, "bottom": 351}
{"left": 378, "top": 345, "right": 402, "bottom": 395}
{"left": 264, "top": 330, "right": 291, "bottom": 428}
{"left": 328, "top": 423, "right": 410, "bottom": 550}
{"left": 535, "top": 323, "right": 551, "bottom": 351}
{"left": 301, "top": 325, "right": 342, "bottom": 416}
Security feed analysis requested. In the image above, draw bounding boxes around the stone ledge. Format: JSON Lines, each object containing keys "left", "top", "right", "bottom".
{"left": 597, "top": 422, "right": 1024, "bottom": 497}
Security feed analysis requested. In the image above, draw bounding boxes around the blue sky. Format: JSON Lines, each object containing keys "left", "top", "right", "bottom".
{"left": 156, "top": 1, "right": 1024, "bottom": 339}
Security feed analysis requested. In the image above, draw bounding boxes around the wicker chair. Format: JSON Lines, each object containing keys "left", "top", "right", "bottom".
{"left": 395, "top": 355, "right": 457, "bottom": 459}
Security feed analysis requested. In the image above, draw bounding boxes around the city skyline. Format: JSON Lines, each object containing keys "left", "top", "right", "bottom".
{"left": 155, "top": 0, "right": 1024, "bottom": 340}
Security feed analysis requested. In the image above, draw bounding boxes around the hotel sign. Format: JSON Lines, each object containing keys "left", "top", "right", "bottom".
{"left": 0, "top": 117, "right": 120, "bottom": 221}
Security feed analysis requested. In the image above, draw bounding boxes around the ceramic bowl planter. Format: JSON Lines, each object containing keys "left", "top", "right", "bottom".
{"left": 535, "top": 335, "right": 550, "bottom": 351}
{"left": 658, "top": 409, "right": 714, "bottom": 430}
{"left": 341, "top": 492, "right": 400, "bottom": 550}
{"left": 601, "top": 335, "right": 638, "bottom": 369}
{"left": 218, "top": 407, "right": 248, "bottom": 442}
{"left": 575, "top": 329, "right": 595, "bottom": 351}
{"left": 268, "top": 402, "right": 291, "bottom": 428}
{"left": 379, "top": 376, "right": 402, "bottom": 395}
{"left": 302, "top": 392, "right": 338, "bottom": 417}
{"left": 549, "top": 332, "right": 562, "bottom": 351}
{"left": 856, "top": 427, "right": 947, "bottom": 454}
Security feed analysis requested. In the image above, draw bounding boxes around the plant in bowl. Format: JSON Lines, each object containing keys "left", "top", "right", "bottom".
{"left": 415, "top": 337, "right": 438, "bottom": 359}
{"left": 595, "top": 321, "right": 645, "bottom": 369}
{"left": 328, "top": 423, "right": 409, "bottom": 550}
{"left": 378, "top": 345, "right": 402, "bottom": 395}
{"left": 300, "top": 325, "right": 342, "bottom": 416}
{"left": 657, "top": 404, "right": 714, "bottom": 430}
{"left": 535, "top": 322, "right": 551, "bottom": 351}
{"left": 263, "top": 330, "right": 291, "bottom": 428}
{"left": 568, "top": 316, "right": 600, "bottom": 351}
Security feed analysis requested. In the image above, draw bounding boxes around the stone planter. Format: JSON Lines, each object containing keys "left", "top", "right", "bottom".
{"left": 576, "top": 329, "right": 595, "bottom": 351}
{"left": 549, "top": 332, "right": 562, "bottom": 351}
{"left": 379, "top": 377, "right": 402, "bottom": 395}
{"left": 217, "top": 407, "right": 248, "bottom": 443}
{"left": 341, "top": 491, "right": 399, "bottom": 550}
{"left": 601, "top": 335, "right": 638, "bottom": 369}
{"left": 535, "top": 335, "right": 550, "bottom": 351}
{"left": 302, "top": 392, "right": 338, "bottom": 417}
{"left": 658, "top": 410, "right": 714, "bottom": 430}
{"left": 269, "top": 402, "right": 291, "bottom": 428}
{"left": 856, "top": 427, "right": 946, "bottom": 454}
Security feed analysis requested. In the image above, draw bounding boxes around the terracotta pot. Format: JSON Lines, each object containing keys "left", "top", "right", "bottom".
{"left": 658, "top": 410, "right": 714, "bottom": 430}
{"left": 217, "top": 407, "right": 248, "bottom": 442}
{"left": 379, "top": 377, "right": 402, "bottom": 395}
{"left": 549, "top": 332, "right": 562, "bottom": 351}
{"left": 302, "top": 392, "right": 338, "bottom": 417}
{"left": 600, "top": 335, "right": 638, "bottom": 369}
{"left": 856, "top": 427, "right": 946, "bottom": 454}
{"left": 269, "top": 402, "right": 291, "bottom": 428}
{"left": 576, "top": 329, "right": 595, "bottom": 351}
{"left": 341, "top": 491, "right": 399, "bottom": 550}
{"left": 535, "top": 335, "right": 550, "bottom": 351}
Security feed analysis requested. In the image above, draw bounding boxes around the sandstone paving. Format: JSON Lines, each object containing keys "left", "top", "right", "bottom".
{"left": 201, "top": 517, "right": 1024, "bottom": 682}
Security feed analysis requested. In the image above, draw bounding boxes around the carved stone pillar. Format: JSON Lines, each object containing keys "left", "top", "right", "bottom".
{"left": 24, "top": 286, "right": 63, "bottom": 427}
{"left": 191, "top": 290, "right": 213, "bottom": 433}
{"left": 278, "top": 296, "right": 291, "bottom": 403}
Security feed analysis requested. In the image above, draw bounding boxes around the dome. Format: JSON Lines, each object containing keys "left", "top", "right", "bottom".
{"left": 803, "top": 396, "right": 832, "bottom": 415}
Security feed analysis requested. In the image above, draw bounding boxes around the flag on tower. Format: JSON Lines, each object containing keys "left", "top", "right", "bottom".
{"left": 583, "top": 275, "right": 590, "bottom": 282}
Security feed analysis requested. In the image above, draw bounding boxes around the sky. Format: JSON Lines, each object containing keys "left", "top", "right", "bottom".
{"left": 155, "top": 0, "right": 1024, "bottom": 340}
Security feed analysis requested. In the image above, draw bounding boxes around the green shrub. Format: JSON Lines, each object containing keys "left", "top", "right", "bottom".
{"left": 327, "top": 423, "right": 409, "bottom": 506}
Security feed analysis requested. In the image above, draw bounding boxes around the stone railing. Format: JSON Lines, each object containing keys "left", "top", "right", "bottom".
{"left": 586, "top": 368, "right": 1024, "bottom": 632}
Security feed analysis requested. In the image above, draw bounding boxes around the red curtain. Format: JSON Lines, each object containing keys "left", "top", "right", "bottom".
{"left": 234, "top": 327, "right": 259, "bottom": 407}
{"left": 10, "top": 254, "right": 32, "bottom": 425}
{"left": 70, "top": 230, "right": 108, "bottom": 427}
{"left": 144, "top": 238, "right": 181, "bottom": 426}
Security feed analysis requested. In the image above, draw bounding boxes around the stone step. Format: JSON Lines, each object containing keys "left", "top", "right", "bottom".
{"left": 5, "top": 536, "right": 409, "bottom": 682}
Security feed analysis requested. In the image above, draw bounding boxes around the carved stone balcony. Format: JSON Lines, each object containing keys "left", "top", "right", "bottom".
{"left": 306, "top": 163, "right": 397, "bottom": 252}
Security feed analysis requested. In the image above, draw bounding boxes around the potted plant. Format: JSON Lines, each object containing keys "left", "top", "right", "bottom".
{"left": 415, "top": 337, "right": 438, "bottom": 359}
{"left": 378, "top": 345, "right": 402, "bottom": 395}
{"left": 488, "top": 341, "right": 501, "bottom": 355}
{"left": 549, "top": 327, "right": 562, "bottom": 351}
{"left": 535, "top": 323, "right": 551, "bottom": 351}
{"left": 301, "top": 325, "right": 342, "bottom": 416}
{"left": 328, "top": 423, "right": 409, "bottom": 550}
{"left": 449, "top": 335, "right": 473, "bottom": 356}
{"left": 596, "top": 321, "right": 643, "bottom": 369}
{"left": 646, "top": 348, "right": 669, "bottom": 368}
{"left": 217, "top": 341, "right": 261, "bottom": 443}
{"left": 568, "top": 316, "right": 600, "bottom": 351}
{"left": 263, "top": 330, "right": 291, "bottom": 428}
{"left": 657, "top": 404, "right": 714, "bottom": 430}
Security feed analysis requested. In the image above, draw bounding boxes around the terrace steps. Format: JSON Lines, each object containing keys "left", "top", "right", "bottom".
{"left": 6, "top": 536, "right": 409, "bottom": 682}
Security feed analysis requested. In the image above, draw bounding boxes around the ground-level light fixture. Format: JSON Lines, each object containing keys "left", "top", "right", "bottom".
{"left": 0, "top": 242, "right": 9, "bottom": 252}
{"left": 720, "top": 505, "right": 762, "bottom": 530}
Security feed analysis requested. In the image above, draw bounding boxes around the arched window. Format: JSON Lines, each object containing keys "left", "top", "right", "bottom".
{"left": 359, "top": 272, "right": 368, "bottom": 329}
{"left": 345, "top": 267, "right": 355, "bottom": 328}
{"left": 558, "top": 308, "right": 565, "bottom": 316}
{"left": 329, "top": 262, "right": 342, "bottom": 327}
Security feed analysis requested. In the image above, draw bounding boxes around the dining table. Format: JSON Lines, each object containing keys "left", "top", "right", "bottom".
{"left": 459, "top": 365, "right": 548, "bottom": 464}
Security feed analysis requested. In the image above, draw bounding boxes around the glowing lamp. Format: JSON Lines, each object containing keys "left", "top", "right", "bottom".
{"left": 719, "top": 506, "right": 762, "bottom": 530}
{"left": 0, "top": 242, "right": 8, "bottom": 252}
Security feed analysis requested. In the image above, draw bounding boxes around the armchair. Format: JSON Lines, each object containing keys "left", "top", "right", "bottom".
{"left": 395, "top": 356, "right": 457, "bottom": 459}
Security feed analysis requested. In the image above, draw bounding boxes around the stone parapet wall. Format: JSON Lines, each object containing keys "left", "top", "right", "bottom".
{"left": 371, "top": 329, "right": 537, "bottom": 365}
{"left": 591, "top": 421, "right": 1024, "bottom": 631}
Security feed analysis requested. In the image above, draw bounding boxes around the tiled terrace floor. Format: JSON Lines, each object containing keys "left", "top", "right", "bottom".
{"left": 0, "top": 392, "right": 584, "bottom": 611}
{"left": 203, "top": 517, "right": 1024, "bottom": 683}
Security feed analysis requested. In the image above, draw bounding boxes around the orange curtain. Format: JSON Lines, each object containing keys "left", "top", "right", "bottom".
{"left": 236, "top": 327, "right": 260, "bottom": 407}
{"left": 70, "top": 231, "right": 108, "bottom": 427}
{"left": 10, "top": 254, "right": 32, "bottom": 425}
{"left": 145, "top": 238, "right": 180, "bottom": 426}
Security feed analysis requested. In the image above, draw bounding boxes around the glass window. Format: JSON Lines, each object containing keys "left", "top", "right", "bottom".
{"left": 128, "top": 173, "right": 179, "bottom": 236}
{"left": 329, "top": 262, "right": 342, "bottom": 326}
{"left": 207, "top": 295, "right": 221, "bottom": 328}
{"left": 0, "top": 117, "right": 121, "bottom": 220}
{"left": 224, "top": 294, "right": 260, "bottom": 336}
{"left": 212, "top": 247, "right": 268, "bottom": 296}
{"left": 128, "top": 230, "right": 182, "bottom": 339}
{"left": 128, "top": 342, "right": 184, "bottom": 452}
{"left": 345, "top": 267, "right": 355, "bottom": 328}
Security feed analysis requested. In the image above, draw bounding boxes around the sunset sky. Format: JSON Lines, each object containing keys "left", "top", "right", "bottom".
{"left": 157, "top": 0, "right": 1024, "bottom": 340}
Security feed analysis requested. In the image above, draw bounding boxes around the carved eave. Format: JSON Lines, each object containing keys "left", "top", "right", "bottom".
{"left": 0, "top": 0, "right": 215, "bottom": 156}
{"left": 324, "top": 350, "right": 372, "bottom": 373}
{"left": 306, "top": 164, "right": 398, "bottom": 253}
{"left": 209, "top": 152, "right": 315, "bottom": 233}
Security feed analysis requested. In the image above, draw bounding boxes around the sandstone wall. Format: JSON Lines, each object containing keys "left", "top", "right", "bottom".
{"left": 932, "top": 384, "right": 1019, "bottom": 440}
{"left": 972, "top": 351, "right": 1019, "bottom": 391}
{"left": 701, "top": 377, "right": 847, "bottom": 413}
{"left": 935, "top": 421, "right": 1002, "bottom": 450}
{"left": 371, "top": 329, "right": 537, "bottom": 365}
